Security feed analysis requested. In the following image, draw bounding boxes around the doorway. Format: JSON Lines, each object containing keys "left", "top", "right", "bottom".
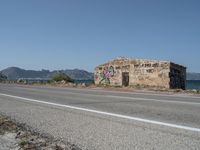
{"left": 122, "top": 72, "right": 129, "bottom": 86}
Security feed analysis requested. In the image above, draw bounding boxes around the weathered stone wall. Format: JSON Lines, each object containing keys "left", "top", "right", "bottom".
{"left": 94, "top": 59, "right": 126, "bottom": 86}
{"left": 94, "top": 58, "right": 186, "bottom": 89}
{"left": 170, "top": 63, "right": 186, "bottom": 89}
{"left": 129, "top": 59, "right": 170, "bottom": 88}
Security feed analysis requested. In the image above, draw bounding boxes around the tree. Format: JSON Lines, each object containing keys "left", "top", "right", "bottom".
{"left": 52, "top": 72, "right": 74, "bottom": 83}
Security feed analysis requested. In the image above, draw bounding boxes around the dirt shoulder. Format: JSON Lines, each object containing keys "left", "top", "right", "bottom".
{"left": 0, "top": 114, "right": 80, "bottom": 150}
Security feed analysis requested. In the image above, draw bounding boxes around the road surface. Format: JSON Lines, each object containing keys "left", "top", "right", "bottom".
{"left": 0, "top": 84, "right": 200, "bottom": 149}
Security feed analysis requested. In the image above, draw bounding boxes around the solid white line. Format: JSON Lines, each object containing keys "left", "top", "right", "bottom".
{"left": 106, "top": 95, "right": 200, "bottom": 105}
{"left": 53, "top": 86, "right": 200, "bottom": 99}
{"left": 3, "top": 84, "right": 200, "bottom": 99}
{"left": 0, "top": 93, "right": 200, "bottom": 132}
{"left": 63, "top": 91, "right": 200, "bottom": 105}
{"left": 5, "top": 87, "right": 200, "bottom": 105}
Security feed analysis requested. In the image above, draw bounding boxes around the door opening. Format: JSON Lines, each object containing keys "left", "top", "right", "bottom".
{"left": 122, "top": 72, "right": 129, "bottom": 87}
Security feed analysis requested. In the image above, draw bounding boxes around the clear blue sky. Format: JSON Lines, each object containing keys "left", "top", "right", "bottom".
{"left": 0, "top": 0, "right": 199, "bottom": 72}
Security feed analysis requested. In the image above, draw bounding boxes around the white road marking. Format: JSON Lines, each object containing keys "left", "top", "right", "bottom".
{"left": 61, "top": 91, "right": 200, "bottom": 105}
{"left": 47, "top": 86, "right": 200, "bottom": 99}
{"left": 0, "top": 93, "right": 200, "bottom": 132}
{"left": 3, "top": 86, "right": 200, "bottom": 105}
{"left": 2, "top": 84, "right": 200, "bottom": 99}
{"left": 106, "top": 95, "right": 200, "bottom": 105}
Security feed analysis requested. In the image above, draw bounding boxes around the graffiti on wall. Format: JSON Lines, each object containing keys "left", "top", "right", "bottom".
{"left": 98, "top": 66, "right": 115, "bottom": 84}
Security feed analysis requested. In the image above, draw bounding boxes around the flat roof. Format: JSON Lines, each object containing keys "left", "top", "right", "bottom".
{"left": 95, "top": 57, "right": 186, "bottom": 69}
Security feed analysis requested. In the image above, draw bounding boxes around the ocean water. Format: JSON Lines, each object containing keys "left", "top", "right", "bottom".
{"left": 186, "top": 80, "right": 200, "bottom": 90}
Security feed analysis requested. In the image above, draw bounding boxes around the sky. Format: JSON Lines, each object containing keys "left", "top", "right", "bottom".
{"left": 0, "top": 0, "right": 199, "bottom": 72}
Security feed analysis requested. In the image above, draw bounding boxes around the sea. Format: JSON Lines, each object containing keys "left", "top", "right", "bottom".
{"left": 186, "top": 80, "right": 200, "bottom": 90}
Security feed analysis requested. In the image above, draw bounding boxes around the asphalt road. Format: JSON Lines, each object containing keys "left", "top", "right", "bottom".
{"left": 0, "top": 84, "right": 200, "bottom": 150}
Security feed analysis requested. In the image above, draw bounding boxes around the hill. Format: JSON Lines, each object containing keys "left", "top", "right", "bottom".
{"left": 0, "top": 67, "right": 94, "bottom": 80}
{"left": 187, "top": 72, "right": 200, "bottom": 80}
{"left": 0, "top": 67, "right": 50, "bottom": 80}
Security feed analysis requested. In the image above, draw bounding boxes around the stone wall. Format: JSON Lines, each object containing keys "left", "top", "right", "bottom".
{"left": 129, "top": 59, "right": 170, "bottom": 88}
{"left": 94, "top": 58, "right": 186, "bottom": 89}
{"left": 170, "top": 63, "right": 186, "bottom": 89}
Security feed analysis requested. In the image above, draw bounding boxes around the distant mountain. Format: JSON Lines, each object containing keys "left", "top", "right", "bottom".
{"left": 187, "top": 72, "right": 200, "bottom": 80}
{"left": 0, "top": 67, "right": 94, "bottom": 80}
{"left": 50, "top": 69, "right": 94, "bottom": 80}
{"left": 0, "top": 67, "right": 50, "bottom": 80}
{"left": 63, "top": 69, "right": 94, "bottom": 80}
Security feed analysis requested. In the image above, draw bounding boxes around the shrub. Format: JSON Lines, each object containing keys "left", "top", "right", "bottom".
{"left": 0, "top": 73, "right": 7, "bottom": 81}
{"left": 52, "top": 73, "right": 74, "bottom": 83}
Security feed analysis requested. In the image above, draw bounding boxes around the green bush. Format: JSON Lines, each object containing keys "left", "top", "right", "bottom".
{"left": 52, "top": 73, "right": 74, "bottom": 83}
{"left": 0, "top": 73, "right": 7, "bottom": 81}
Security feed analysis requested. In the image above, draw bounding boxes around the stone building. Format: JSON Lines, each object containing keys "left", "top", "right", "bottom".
{"left": 94, "top": 57, "right": 186, "bottom": 89}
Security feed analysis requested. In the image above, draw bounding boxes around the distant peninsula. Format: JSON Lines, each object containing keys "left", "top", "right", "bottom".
{"left": 0, "top": 67, "right": 94, "bottom": 80}
{"left": 187, "top": 73, "right": 200, "bottom": 80}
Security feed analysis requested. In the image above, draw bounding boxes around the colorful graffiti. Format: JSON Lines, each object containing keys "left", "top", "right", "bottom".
{"left": 99, "top": 66, "right": 115, "bottom": 84}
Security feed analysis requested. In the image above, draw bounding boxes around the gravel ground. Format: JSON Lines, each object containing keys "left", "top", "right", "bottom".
{"left": 0, "top": 115, "right": 80, "bottom": 150}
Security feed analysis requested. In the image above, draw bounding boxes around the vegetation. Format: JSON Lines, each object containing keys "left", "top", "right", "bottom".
{"left": 52, "top": 72, "right": 74, "bottom": 83}
{"left": 0, "top": 73, "right": 7, "bottom": 81}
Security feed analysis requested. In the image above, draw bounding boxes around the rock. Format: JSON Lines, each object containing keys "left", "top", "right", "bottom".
{"left": 60, "top": 80, "right": 66, "bottom": 84}
{"left": 81, "top": 83, "right": 86, "bottom": 87}
{"left": 191, "top": 89, "right": 197, "bottom": 93}
{"left": 56, "top": 141, "right": 67, "bottom": 149}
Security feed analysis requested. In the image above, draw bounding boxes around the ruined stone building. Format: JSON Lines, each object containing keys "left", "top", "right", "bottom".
{"left": 94, "top": 57, "right": 186, "bottom": 89}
